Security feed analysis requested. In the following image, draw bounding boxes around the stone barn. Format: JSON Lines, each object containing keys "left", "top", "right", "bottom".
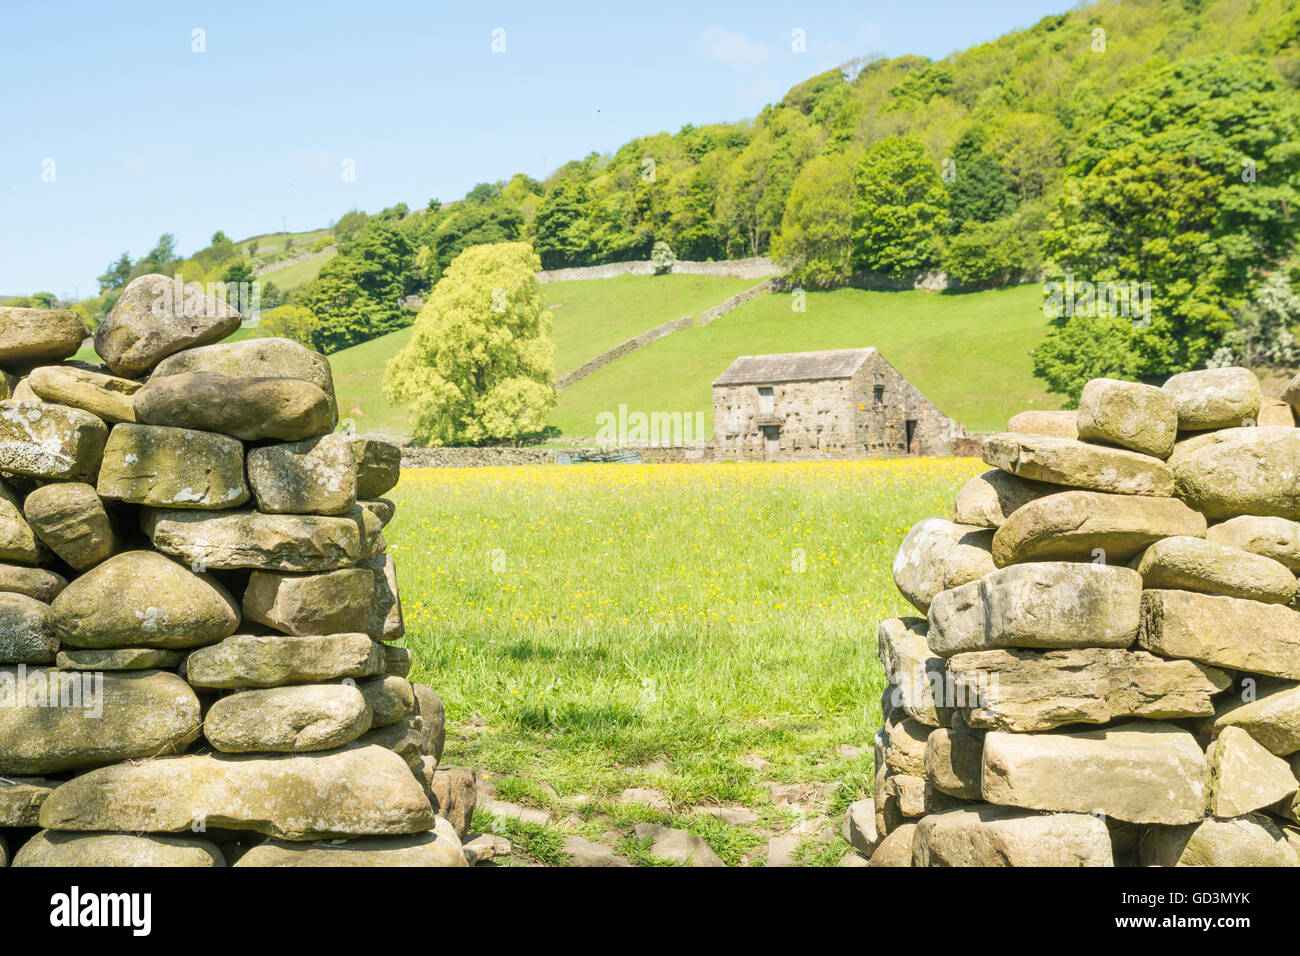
{"left": 711, "top": 348, "right": 966, "bottom": 461}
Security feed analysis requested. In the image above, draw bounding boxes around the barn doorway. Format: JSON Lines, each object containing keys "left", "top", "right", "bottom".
{"left": 761, "top": 425, "right": 781, "bottom": 460}
{"left": 905, "top": 419, "right": 918, "bottom": 455}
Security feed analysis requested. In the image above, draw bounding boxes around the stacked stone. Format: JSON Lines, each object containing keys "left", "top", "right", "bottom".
{"left": 848, "top": 366, "right": 1300, "bottom": 867}
{"left": 0, "top": 274, "right": 466, "bottom": 867}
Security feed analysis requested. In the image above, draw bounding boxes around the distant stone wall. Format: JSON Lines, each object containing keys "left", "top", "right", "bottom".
{"left": 401, "top": 446, "right": 559, "bottom": 468}
{"left": 698, "top": 278, "right": 778, "bottom": 326}
{"left": 538, "top": 256, "right": 780, "bottom": 284}
{"left": 556, "top": 315, "right": 694, "bottom": 390}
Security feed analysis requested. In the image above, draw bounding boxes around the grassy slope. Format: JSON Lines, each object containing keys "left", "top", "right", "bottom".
{"left": 329, "top": 273, "right": 765, "bottom": 436}
{"left": 257, "top": 249, "right": 336, "bottom": 294}
{"left": 390, "top": 457, "right": 983, "bottom": 865}
{"left": 551, "top": 284, "right": 1057, "bottom": 437}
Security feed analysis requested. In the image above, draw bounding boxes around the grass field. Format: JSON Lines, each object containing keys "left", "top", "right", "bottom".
{"left": 552, "top": 284, "right": 1059, "bottom": 437}
{"left": 386, "top": 456, "right": 983, "bottom": 865}
{"left": 256, "top": 249, "right": 335, "bottom": 294}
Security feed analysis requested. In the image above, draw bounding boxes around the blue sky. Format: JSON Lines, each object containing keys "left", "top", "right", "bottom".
{"left": 0, "top": 0, "right": 1074, "bottom": 296}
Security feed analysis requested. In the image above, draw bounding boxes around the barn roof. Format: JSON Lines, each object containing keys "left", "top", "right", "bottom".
{"left": 712, "top": 348, "right": 877, "bottom": 386}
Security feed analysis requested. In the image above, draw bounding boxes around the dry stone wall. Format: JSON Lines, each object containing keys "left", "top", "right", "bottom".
{"left": 0, "top": 275, "right": 475, "bottom": 867}
{"left": 847, "top": 366, "right": 1300, "bottom": 867}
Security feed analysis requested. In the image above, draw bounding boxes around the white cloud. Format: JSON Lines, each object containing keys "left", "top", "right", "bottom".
{"left": 695, "top": 26, "right": 770, "bottom": 71}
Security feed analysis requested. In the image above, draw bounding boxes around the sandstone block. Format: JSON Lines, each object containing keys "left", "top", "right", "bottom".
{"left": 1006, "top": 409, "right": 1078, "bottom": 440}
{"left": 1138, "top": 815, "right": 1297, "bottom": 867}
{"left": 1213, "top": 682, "right": 1300, "bottom": 755}
{"left": 924, "top": 726, "right": 983, "bottom": 800}
{"left": 134, "top": 371, "right": 332, "bottom": 441}
{"left": 1259, "top": 396, "right": 1295, "bottom": 427}
{"left": 359, "top": 552, "right": 404, "bottom": 641}
{"left": 247, "top": 434, "right": 356, "bottom": 515}
{"left": 0, "top": 308, "right": 86, "bottom": 370}
{"left": 56, "top": 647, "right": 185, "bottom": 671}
{"left": 204, "top": 683, "right": 373, "bottom": 753}
{"left": 1163, "top": 366, "right": 1262, "bottom": 431}
{"left": 26, "top": 364, "right": 140, "bottom": 423}
{"left": 982, "top": 432, "right": 1173, "bottom": 495}
{"left": 1208, "top": 726, "right": 1297, "bottom": 817}
{"left": 184, "top": 633, "right": 385, "bottom": 689}
{"left": 97, "top": 422, "right": 248, "bottom": 509}
{"left": 1206, "top": 515, "right": 1300, "bottom": 571}
{"left": 1138, "top": 589, "right": 1300, "bottom": 680}
{"left": 234, "top": 818, "right": 465, "bottom": 867}
{"left": 0, "top": 776, "right": 53, "bottom": 826}
{"left": 384, "top": 644, "right": 412, "bottom": 677}
{"left": 0, "top": 592, "right": 56, "bottom": 664}
{"left": 417, "top": 762, "right": 477, "bottom": 838}
{"left": 877, "top": 617, "right": 952, "bottom": 727}
{"left": 14, "top": 831, "right": 224, "bottom": 867}
{"left": 0, "top": 481, "right": 40, "bottom": 564}
{"left": 0, "top": 400, "right": 108, "bottom": 480}
{"left": 952, "top": 469, "right": 1056, "bottom": 529}
{"left": 94, "top": 274, "right": 241, "bottom": 377}
{"left": 22, "top": 482, "right": 114, "bottom": 570}
{"left": 242, "top": 567, "right": 373, "bottom": 636}
{"left": 1076, "top": 377, "right": 1177, "bottom": 458}
{"left": 1170, "top": 426, "right": 1300, "bottom": 520}
{"left": 892, "top": 517, "right": 995, "bottom": 613}
{"left": 841, "top": 798, "right": 879, "bottom": 856}
{"left": 868, "top": 822, "right": 916, "bottom": 866}
{"left": 912, "top": 806, "right": 1113, "bottom": 867}
{"left": 0, "top": 563, "right": 65, "bottom": 602}
{"left": 359, "top": 498, "right": 395, "bottom": 528}
{"left": 1136, "top": 534, "right": 1296, "bottom": 604}
{"left": 358, "top": 675, "right": 415, "bottom": 728}
{"left": 350, "top": 438, "right": 402, "bottom": 499}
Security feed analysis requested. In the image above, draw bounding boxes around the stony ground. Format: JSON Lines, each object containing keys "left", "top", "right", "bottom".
{"left": 386, "top": 458, "right": 983, "bottom": 865}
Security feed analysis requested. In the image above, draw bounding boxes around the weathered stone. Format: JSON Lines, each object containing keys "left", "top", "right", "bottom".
{"left": 953, "top": 469, "right": 1057, "bottom": 529}
{"left": 563, "top": 834, "right": 631, "bottom": 867}
{"left": 242, "top": 567, "right": 373, "bottom": 636}
{"left": 1213, "top": 682, "right": 1300, "bottom": 755}
{"left": 928, "top": 562, "right": 1142, "bottom": 656}
{"left": 26, "top": 365, "right": 140, "bottom": 423}
{"left": 0, "top": 563, "right": 65, "bottom": 601}
{"left": 992, "top": 490, "right": 1206, "bottom": 565}
{"left": 0, "top": 400, "right": 108, "bottom": 481}
{"left": 842, "top": 798, "right": 879, "bottom": 855}
{"left": 234, "top": 817, "right": 465, "bottom": 867}
{"left": 1006, "top": 409, "right": 1078, "bottom": 440}
{"left": 1277, "top": 368, "right": 1300, "bottom": 416}
{"left": 354, "top": 682, "right": 445, "bottom": 768}
{"left": 14, "top": 831, "right": 225, "bottom": 867}
{"left": 185, "top": 632, "right": 385, "bottom": 689}
{"left": 983, "top": 432, "right": 1174, "bottom": 496}
{"left": 1164, "top": 366, "right": 1262, "bottom": 430}
{"left": 94, "top": 274, "right": 241, "bottom": 377}
{"left": 877, "top": 617, "right": 952, "bottom": 727}
{"left": 358, "top": 553, "right": 404, "bottom": 642}
{"left": 0, "top": 593, "right": 56, "bottom": 663}
{"left": 247, "top": 434, "right": 356, "bottom": 515}
{"left": 1170, "top": 426, "right": 1300, "bottom": 520}
{"left": 358, "top": 675, "right": 415, "bottom": 727}
{"left": 0, "top": 668, "right": 200, "bottom": 774}
{"left": 350, "top": 438, "right": 402, "bottom": 499}
{"left": 151, "top": 336, "right": 338, "bottom": 426}
{"left": 417, "top": 762, "right": 477, "bottom": 837}
{"left": 868, "top": 822, "right": 916, "bottom": 866}
{"left": 892, "top": 517, "right": 995, "bottom": 613}
{"left": 204, "top": 683, "right": 373, "bottom": 753}
{"left": 0, "top": 481, "right": 40, "bottom": 564}
{"left": 134, "top": 371, "right": 332, "bottom": 442}
{"left": 1206, "top": 515, "right": 1300, "bottom": 571}
{"left": 0, "top": 308, "right": 86, "bottom": 370}
{"left": 97, "top": 422, "right": 248, "bottom": 509}
{"left": 982, "top": 720, "right": 1208, "bottom": 824}
{"left": 413, "top": 682, "right": 446, "bottom": 763}
{"left": 949, "top": 647, "right": 1230, "bottom": 733}
{"left": 384, "top": 644, "right": 412, "bottom": 678}
{"left": 1137, "top": 534, "right": 1296, "bottom": 604}
{"left": 1077, "top": 377, "right": 1178, "bottom": 458}
{"left": 1259, "top": 396, "right": 1295, "bottom": 427}
{"left": 56, "top": 647, "right": 184, "bottom": 671}
{"left": 1208, "top": 726, "right": 1297, "bottom": 817}
{"left": 913, "top": 806, "right": 1113, "bottom": 867}
{"left": 359, "top": 498, "right": 395, "bottom": 527}
{"left": 39, "top": 744, "right": 433, "bottom": 840}
{"left": 881, "top": 715, "right": 930, "bottom": 777}
{"left": 924, "top": 727, "right": 984, "bottom": 800}
{"left": 1138, "top": 815, "right": 1297, "bottom": 867}
{"left": 0, "top": 776, "right": 53, "bottom": 826}
{"left": 461, "top": 832, "right": 513, "bottom": 865}
{"left": 876, "top": 772, "right": 966, "bottom": 834}
{"left": 632, "top": 822, "right": 725, "bottom": 867}
{"left": 49, "top": 550, "right": 239, "bottom": 649}
{"left": 1139, "top": 589, "right": 1300, "bottom": 680}
{"left": 22, "top": 482, "right": 114, "bottom": 570}
{"left": 142, "top": 506, "right": 381, "bottom": 572}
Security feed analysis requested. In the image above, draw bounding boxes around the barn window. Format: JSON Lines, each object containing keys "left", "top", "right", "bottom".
{"left": 758, "top": 386, "right": 774, "bottom": 414}
{"left": 873, "top": 385, "right": 885, "bottom": 406}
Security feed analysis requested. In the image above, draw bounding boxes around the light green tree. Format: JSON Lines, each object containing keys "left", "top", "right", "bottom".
{"left": 771, "top": 151, "right": 858, "bottom": 286}
{"left": 852, "top": 136, "right": 947, "bottom": 278}
{"left": 383, "top": 242, "right": 555, "bottom": 445}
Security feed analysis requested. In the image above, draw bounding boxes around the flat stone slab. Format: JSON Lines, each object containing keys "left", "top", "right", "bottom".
{"left": 0, "top": 592, "right": 56, "bottom": 664}
{"left": 1138, "top": 589, "right": 1300, "bottom": 680}
{"left": 204, "top": 683, "right": 373, "bottom": 753}
{"left": 1206, "top": 515, "right": 1300, "bottom": 571}
{"left": 242, "top": 567, "right": 373, "bottom": 636}
{"left": 632, "top": 823, "right": 726, "bottom": 867}
{"left": 1006, "top": 409, "right": 1078, "bottom": 440}
{"left": 1208, "top": 726, "right": 1297, "bottom": 817}
{"left": 22, "top": 481, "right": 114, "bottom": 570}
{"left": 1169, "top": 427, "right": 1300, "bottom": 520}
{"left": 0, "top": 400, "right": 108, "bottom": 481}
{"left": 0, "top": 668, "right": 200, "bottom": 774}
{"left": 0, "top": 563, "right": 65, "bottom": 602}
{"left": 912, "top": 806, "right": 1113, "bottom": 867}
{"left": 0, "top": 308, "right": 86, "bottom": 370}
{"left": 982, "top": 432, "right": 1174, "bottom": 496}
{"left": 1213, "top": 682, "right": 1300, "bottom": 755}
{"left": 234, "top": 817, "right": 466, "bottom": 867}
{"left": 892, "top": 517, "right": 995, "bottom": 613}
{"left": 26, "top": 364, "right": 141, "bottom": 423}
{"left": 927, "top": 562, "right": 1142, "bottom": 656}
{"left": 981, "top": 719, "right": 1208, "bottom": 824}
{"left": 992, "top": 490, "right": 1206, "bottom": 565}
{"left": 953, "top": 469, "right": 1057, "bottom": 529}
{"left": 1164, "top": 366, "right": 1261, "bottom": 431}
{"left": 185, "top": 633, "right": 385, "bottom": 689}
{"left": 1076, "top": 377, "right": 1177, "bottom": 458}
{"left": 150, "top": 336, "right": 338, "bottom": 427}
{"left": 134, "top": 371, "right": 333, "bottom": 442}
{"left": 247, "top": 434, "right": 356, "bottom": 515}
{"left": 877, "top": 617, "right": 952, "bottom": 728}
{"left": 1138, "top": 815, "right": 1297, "bottom": 867}
{"left": 49, "top": 550, "right": 239, "bottom": 649}
{"left": 948, "top": 647, "right": 1230, "bottom": 732}
{"left": 97, "top": 422, "right": 249, "bottom": 509}
{"left": 94, "top": 273, "right": 242, "bottom": 377}
{"left": 0, "top": 776, "right": 54, "bottom": 826}
{"left": 13, "top": 830, "right": 225, "bottom": 867}
{"left": 38, "top": 744, "right": 434, "bottom": 840}
{"left": 56, "top": 647, "right": 185, "bottom": 671}
{"left": 1136, "top": 534, "right": 1297, "bottom": 604}
{"left": 143, "top": 506, "right": 382, "bottom": 572}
